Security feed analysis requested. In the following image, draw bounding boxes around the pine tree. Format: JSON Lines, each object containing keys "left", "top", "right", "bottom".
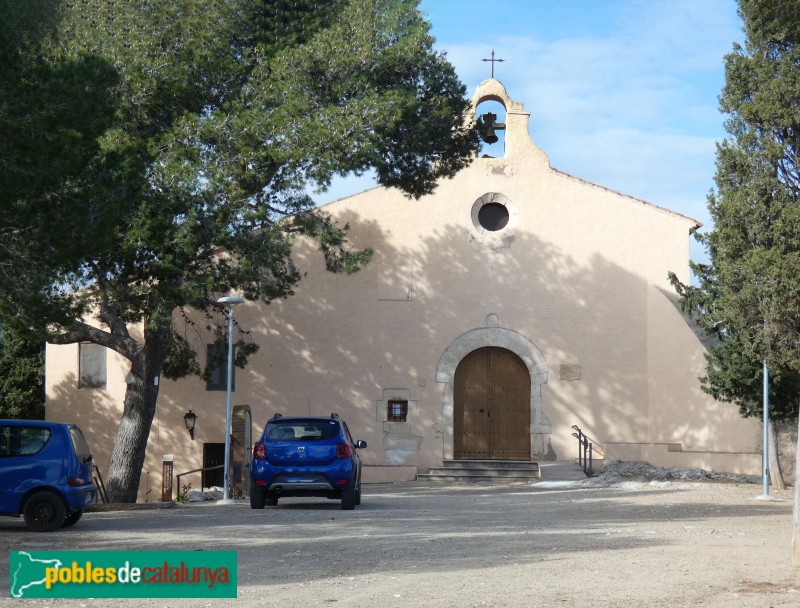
{"left": 671, "top": 0, "right": 800, "bottom": 565}
{"left": 0, "top": 0, "right": 477, "bottom": 502}
{"left": 0, "top": 327, "right": 45, "bottom": 420}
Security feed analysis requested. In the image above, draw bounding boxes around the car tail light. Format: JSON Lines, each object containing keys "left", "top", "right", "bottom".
{"left": 336, "top": 443, "right": 352, "bottom": 458}
{"left": 68, "top": 477, "right": 87, "bottom": 487}
{"left": 253, "top": 442, "right": 266, "bottom": 460}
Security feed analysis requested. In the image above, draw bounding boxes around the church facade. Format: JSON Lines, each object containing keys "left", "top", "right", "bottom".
{"left": 46, "top": 79, "right": 762, "bottom": 501}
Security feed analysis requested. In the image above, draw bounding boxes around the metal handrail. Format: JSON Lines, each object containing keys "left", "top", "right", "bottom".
{"left": 175, "top": 464, "right": 225, "bottom": 498}
{"left": 92, "top": 465, "right": 109, "bottom": 504}
{"left": 570, "top": 425, "right": 594, "bottom": 476}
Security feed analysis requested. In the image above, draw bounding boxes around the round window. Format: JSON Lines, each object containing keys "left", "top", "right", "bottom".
{"left": 470, "top": 192, "right": 516, "bottom": 236}
{"left": 478, "top": 202, "right": 510, "bottom": 231}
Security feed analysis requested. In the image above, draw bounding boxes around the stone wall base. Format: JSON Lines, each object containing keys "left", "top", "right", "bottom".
{"left": 603, "top": 442, "right": 761, "bottom": 476}
{"left": 362, "top": 465, "right": 418, "bottom": 484}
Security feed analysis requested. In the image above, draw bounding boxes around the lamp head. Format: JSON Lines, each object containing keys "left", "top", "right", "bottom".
{"left": 217, "top": 296, "right": 245, "bottom": 306}
{"left": 183, "top": 410, "right": 197, "bottom": 440}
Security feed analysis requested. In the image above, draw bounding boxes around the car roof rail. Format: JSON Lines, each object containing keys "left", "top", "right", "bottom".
{"left": 330, "top": 412, "right": 340, "bottom": 420}
{"left": 270, "top": 413, "right": 283, "bottom": 420}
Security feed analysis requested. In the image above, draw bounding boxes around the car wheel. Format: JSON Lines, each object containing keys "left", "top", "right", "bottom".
{"left": 250, "top": 488, "right": 265, "bottom": 509}
{"left": 341, "top": 484, "right": 356, "bottom": 510}
{"left": 23, "top": 491, "right": 66, "bottom": 532}
{"left": 61, "top": 509, "right": 83, "bottom": 528}
{"left": 265, "top": 495, "right": 279, "bottom": 506}
{"left": 355, "top": 487, "right": 361, "bottom": 506}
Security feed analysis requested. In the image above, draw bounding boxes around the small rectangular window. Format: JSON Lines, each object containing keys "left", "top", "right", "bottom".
{"left": 206, "top": 343, "right": 235, "bottom": 391}
{"left": 387, "top": 400, "right": 408, "bottom": 422}
{"left": 79, "top": 343, "right": 107, "bottom": 389}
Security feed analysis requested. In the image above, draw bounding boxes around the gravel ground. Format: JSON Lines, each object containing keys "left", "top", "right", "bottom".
{"left": 1, "top": 474, "right": 799, "bottom": 607}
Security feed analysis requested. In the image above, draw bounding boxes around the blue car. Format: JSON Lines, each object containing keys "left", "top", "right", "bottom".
{"left": 0, "top": 420, "right": 96, "bottom": 531}
{"left": 250, "top": 413, "right": 367, "bottom": 510}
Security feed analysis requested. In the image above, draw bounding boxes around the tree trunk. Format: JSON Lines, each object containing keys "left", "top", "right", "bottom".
{"left": 793, "top": 415, "right": 800, "bottom": 566}
{"left": 769, "top": 420, "right": 786, "bottom": 490}
{"left": 105, "top": 322, "right": 171, "bottom": 503}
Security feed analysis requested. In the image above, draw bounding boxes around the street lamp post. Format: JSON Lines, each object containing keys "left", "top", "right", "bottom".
{"left": 763, "top": 358, "right": 770, "bottom": 499}
{"left": 218, "top": 296, "right": 245, "bottom": 503}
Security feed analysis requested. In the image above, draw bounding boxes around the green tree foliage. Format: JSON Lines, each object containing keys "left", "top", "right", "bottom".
{"left": 671, "top": 0, "right": 800, "bottom": 422}
{"left": 696, "top": 334, "right": 800, "bottom": 421}
{"left": 1, "top": 0, "right": 476, "bottom": 501}
{"left": 0, "top": 327, "right": 45, "bottom": 420}
{"left": 0, "top": 0, "right": 114, "bottom": 423}
{"left": 0, "top": 0, "right": 119, "bottom": 327}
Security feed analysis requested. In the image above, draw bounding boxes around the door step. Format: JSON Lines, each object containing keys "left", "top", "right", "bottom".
{"left": 416, "top": 460, "right": 541, "bottom": 484}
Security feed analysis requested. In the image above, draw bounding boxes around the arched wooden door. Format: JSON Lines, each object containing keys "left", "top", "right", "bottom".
{"left": 454, "top": 347, "right": 531, "bottom": 460}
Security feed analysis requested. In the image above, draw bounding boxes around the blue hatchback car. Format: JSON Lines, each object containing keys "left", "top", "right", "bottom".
{"left": 250, "top": 413, "right": 367, "bottom": 510}
{"left": 0, "top": 420, "right": 96, "bottom": 531}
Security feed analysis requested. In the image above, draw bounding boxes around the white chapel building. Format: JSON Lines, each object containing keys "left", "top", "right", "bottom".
{"left": 46, "top": 79, "right": 762, "bottom": 500}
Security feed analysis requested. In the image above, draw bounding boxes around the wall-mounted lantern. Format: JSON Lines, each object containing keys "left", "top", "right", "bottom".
{"left": 183, "top": 410, "right": 197, "bottom": 440}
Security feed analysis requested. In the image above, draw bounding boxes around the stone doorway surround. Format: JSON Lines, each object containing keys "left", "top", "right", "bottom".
{"left": 435, "top": 319, "right": 550, "bottom": 460}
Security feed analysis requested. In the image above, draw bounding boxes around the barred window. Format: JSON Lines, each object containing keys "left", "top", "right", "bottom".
{"left": 387, "top": 400, "right": 408, "bottom": 422}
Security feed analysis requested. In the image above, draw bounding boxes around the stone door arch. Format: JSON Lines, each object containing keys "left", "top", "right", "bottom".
{"left": 436, "top": 327, "right": 550, "bottom": 460}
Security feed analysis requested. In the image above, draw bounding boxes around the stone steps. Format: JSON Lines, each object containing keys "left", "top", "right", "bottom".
{"left": 416, "top": 460, "right": 541, "bottom": 484}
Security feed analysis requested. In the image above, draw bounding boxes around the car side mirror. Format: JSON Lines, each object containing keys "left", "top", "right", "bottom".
{"left": 356, "top": 440, "right": 367, "bottom": 449}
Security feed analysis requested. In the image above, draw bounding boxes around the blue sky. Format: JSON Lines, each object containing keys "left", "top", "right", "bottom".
{"left": 321, "top": 0, "right": 744, "bottom": 262}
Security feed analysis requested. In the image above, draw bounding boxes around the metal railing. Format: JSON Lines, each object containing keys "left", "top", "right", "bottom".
{"left": 175, "top": 465, "right": 226, "bottom": 499}
{"left": 571, "top": 425, "right": 594, "bottom": 476}
{"left": 92, "top": 465, "right": 109, "bottom": 504}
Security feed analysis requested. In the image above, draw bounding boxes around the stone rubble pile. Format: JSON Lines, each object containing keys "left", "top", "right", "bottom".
{"left": 187, "top": 488, "right": 225, "bottom": 502}
{"left": 589, "top": 460, "right": 752, "bottom": 485}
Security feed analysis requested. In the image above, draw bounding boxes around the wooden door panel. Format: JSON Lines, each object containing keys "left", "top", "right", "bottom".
{"left": 454, "top": 348, "right": 489, "bottom": 458}
{"left": 454, "top": 347, "right": 531, "bottom": 460}
{"left": 489, "top": 349, "right": 530, "bottom": 459}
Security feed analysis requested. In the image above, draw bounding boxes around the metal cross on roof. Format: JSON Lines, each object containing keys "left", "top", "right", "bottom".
{"left": 482, "top": 49, "right": 505, "bottom": 78}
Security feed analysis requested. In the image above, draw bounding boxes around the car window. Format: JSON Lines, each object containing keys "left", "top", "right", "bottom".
{"left": 0, "top": 426, "right": 52, "bottom": 457}
{"left": 69, "top": 426, "right": 93, "bottom": 464}
{"left": 266, "top": 421, "right": 339, "bottom": 441}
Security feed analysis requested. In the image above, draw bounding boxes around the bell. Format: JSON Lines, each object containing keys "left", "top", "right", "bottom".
{"left": 477, "top": 112, "right": 505, "bottom": 144}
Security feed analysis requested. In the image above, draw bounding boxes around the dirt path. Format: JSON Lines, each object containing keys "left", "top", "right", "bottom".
{"left": 1, "top": 479, "right": 799, "bottom": 607}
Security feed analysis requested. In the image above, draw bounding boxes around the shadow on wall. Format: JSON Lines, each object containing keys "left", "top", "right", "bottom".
{"left": 226, "top": 206, "right": 734, "bottom": 463}
{"left": 47, "top": 206, "right": 744, "bottom": 474}
{"left": 48, "top": 371, "right": 189, "bottom": 502}
{"left": 48, "top": 372, "right": 120, "bottom": 495}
